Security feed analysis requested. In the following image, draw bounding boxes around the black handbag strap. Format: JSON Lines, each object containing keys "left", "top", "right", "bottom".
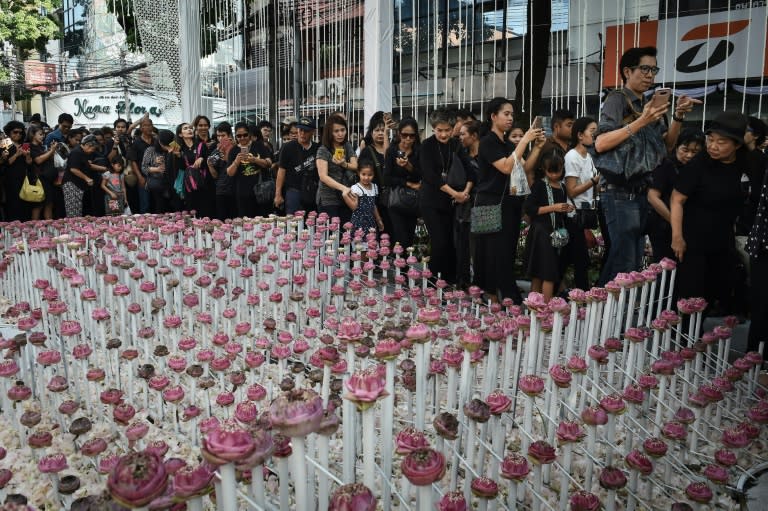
{"left": 473, "top": 172, "right": 509, "bottom": 208}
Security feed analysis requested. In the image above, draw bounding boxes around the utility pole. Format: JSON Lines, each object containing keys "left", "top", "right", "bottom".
{"left": 121, "top": 49, "right": 131, "bottom": 121}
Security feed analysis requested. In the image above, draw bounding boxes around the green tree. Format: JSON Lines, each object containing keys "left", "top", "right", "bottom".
{"left": 0, "top": 0, "right": 62, "bottom": 82}
{"left": 106, "top": 0, "right": 234, "bottom": 58}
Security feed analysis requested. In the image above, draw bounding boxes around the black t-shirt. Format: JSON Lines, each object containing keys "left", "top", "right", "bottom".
{"left": 650, "top": 157, "right": 681, "bottom": 207}
{"left": 476, "top": 132, "right": 514, "bottom": 197}
{"left": 227, "top": 141, "right": 273, "bottom": 197}
{"left": 384, "top": 145, "right": 420, "bottom": 188}
{"left": 30, "top": 144, "right": 55, "bottom": 183}
{"left": 674, "top": 152, "right": 745, "bottom": 252}
{"left": 524, "top": 179, "right": 568, "bottom": 230}
{"left": 278, "top": 140, "right": 319, "bottom": 190}
{"left": 130, "top": 136, "right": 154, "bottom": 169}
{"left": 63, "top": 146, "right": 91, "bottom": 190}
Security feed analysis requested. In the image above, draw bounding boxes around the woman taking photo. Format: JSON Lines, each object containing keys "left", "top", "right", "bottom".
{"left": 384, "top": 117, "right": 421, "bottom": 249}
{"left": 474, "top": 97, "right": 544, "bottom": 303}
{"left": 28, "top": 125, "right": 59, "bottom": 220}
{"left": 361, "top": 112, "right": 392, "bottom": 231}
{"left": 316, "top": 114, "right": 357, "bottom": 223}
{"left": 226, "top": 122, "right": 274, "bottom": 218}
{"left": 418, "top": 109, "right": 462, "bottom": 284}
{"left": 1, "top": 121, "right": 33, "bottom": 221}
{"left": 175, "top": 122, "right": 213, "bottom": 218}
{"left": 671, "top": 112, "right": 747, "bottom": 315}
{"left": 207, "top": 122, "right": 237, "bottom": 221}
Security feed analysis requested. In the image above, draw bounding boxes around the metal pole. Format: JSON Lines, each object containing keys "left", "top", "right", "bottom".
{"left": 121, "top": 50, "right": 132, "bottom": 122}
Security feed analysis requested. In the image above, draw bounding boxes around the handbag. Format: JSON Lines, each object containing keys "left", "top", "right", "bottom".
{"left": 545, "top": 180, "right": 569, "bottom": 248}
{"left": 252, "top": 171, "right": 275, "bottom": 205}
{"left": 575, "top": 207, "right": 599, "bottom": 230}
{"left": 19, "top": 173, "right": 46, "bottom": 203}
{"left": 387, "top": 186, "right": 420, "bottom": 216}
{"left": 445, "top": 152, "right": 467, "bottom": 190}
{"left": 471, "top": 175, "right": 508, "bottom": 235}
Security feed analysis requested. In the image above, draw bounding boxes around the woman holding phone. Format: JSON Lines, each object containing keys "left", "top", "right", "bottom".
{"left": 316, "top": 114, "right": 357, "bottom": 223}
{"left": 226, "top": 122, "right": 273, "bottom": 218}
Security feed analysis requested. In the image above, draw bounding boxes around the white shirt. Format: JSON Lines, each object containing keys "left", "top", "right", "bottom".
{"left": 351, "top": 182, "right": 378, "bottom": 197}
{"left": 564, "top": 148, "right": 597, "bottom": 206}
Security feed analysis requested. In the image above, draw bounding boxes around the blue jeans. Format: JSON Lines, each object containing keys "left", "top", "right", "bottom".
{"left": 285, "top": 188, "right": 302, "bottom": 215}
{"left": 598, "top": 188, "right": 649, "bottom": 285}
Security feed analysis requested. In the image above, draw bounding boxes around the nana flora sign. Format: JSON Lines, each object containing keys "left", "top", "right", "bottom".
{"left": 47, "top": 90, "right": 173, "bottom": 127}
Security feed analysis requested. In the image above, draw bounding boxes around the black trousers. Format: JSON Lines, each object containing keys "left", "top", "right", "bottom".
{"left": 421, "top": 206, "right": 456, "bottom": 284}
{"left": 561, "top": 224, "right": 590, "bottom": 290}
{"left": 748, "top": 255, "right": 768, "bottom": 362}
{"left": 473, "top": 195, "right": 523, "bottom": 303}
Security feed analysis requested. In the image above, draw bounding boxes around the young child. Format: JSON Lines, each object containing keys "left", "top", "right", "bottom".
{"left": 522, "top": 152, "right": 574, "bottom": 301}
{"left": 344, "top": 161, "right": 385, "bottom": 234}
{"left": 102, "top": 155, "right": 127, "bottom": 215}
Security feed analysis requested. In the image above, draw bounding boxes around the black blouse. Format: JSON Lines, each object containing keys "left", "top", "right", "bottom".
{"left": 384, "top": 144, "right": 420, "bottom": 188}
{"left": 418, "top": 136, "right": 459, "bottom": 211}
{"left": 476, "top": 132, "right": 513, "bottom": 198}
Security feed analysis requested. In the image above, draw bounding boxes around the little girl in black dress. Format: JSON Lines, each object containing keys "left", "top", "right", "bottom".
{"left": 523, "top": 152, "right": 575, "bottom": 301}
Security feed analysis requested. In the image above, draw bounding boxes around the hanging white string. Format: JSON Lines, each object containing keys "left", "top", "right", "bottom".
{"left": 723, "top": 0, "right": 731, "bottom": 112}
{"left": 701, "top": 0, "right": 713, "bottom": 131}
{"left": 413, "top": 0, "right": 419, "bottom": 121}
{"left": 581, "top": 1, "right": 588, "bottom": 117}
{"left": 527, "top": 0, "right": 533, "bottom": 115}
{"left": 759, "top": 9, "right": 768, "bottom": 118}
{"left": 670, "top": 0, "right": 680, "bottom": 116}
{"left": 741, "top": 0, "right": 753, "bottom": 113}
{"left": 550, "top": 13, "right": 556, "bottom": 115}
{"left": 597, "top": 0, "right": 605, "bottom": 112}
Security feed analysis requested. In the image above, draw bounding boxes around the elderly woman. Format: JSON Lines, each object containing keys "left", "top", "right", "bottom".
{"left": 62, "top": 134, "right": 101, "bottom": 218}
{"left": 671, "top": 112, "right": 748, "bottom": 314}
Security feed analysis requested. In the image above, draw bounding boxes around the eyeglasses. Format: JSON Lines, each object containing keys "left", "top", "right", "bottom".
{"left": 400, "top": 132, "right": 416, "bottom": 139}
{"left": 631, "top": 65, "right": 660, "bottom": 76}
{"left": 235, "top": 133, "right": 250, "bottom": 139}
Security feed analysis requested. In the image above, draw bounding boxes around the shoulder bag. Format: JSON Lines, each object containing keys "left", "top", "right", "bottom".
{"left": 470, "top": 174, "right": 508, "bottom": 235}
{"left": 388, "top": 185, "right": 420, "bottom": 216}
{"left": 253, "top": 168, "right": 275, "bottom": 206}
{"left": 546, "top": 181, "right": 570, "bottom": 248}
{"left": 19, "top": 172, "right": 46, "bottom": 203}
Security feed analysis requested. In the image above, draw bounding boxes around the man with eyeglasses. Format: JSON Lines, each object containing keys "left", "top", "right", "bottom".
{"left": 593, "top": 46, "right": 700, "bottom": 284}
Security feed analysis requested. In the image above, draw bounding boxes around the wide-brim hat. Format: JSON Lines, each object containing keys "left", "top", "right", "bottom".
{"left": 705, "top": 112, "right": 748, "bottom": 144}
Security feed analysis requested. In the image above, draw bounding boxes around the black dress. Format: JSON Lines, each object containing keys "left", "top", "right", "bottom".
{"left": 523, "top": 180, "right": 568, "bottom": 282}
{"left": 227, "top": 141, "right": 274, "bottom": 218}
{"left": 2, "top": 145, "right": 32, "bottom": 221}
{"left": 674, "top": 151, "right": 744, "bottom": 313}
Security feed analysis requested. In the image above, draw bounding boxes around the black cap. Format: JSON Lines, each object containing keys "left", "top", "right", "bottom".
{"left": 705, "top": 112, "right": 748, "bottom": 144}
{"left": 157, "top": 129, "right": 175, "bottom": 146}
{"left": 295, "top": 117, "right": 316, "bottom": 130}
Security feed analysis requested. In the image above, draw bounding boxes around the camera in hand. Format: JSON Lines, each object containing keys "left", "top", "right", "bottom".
{"left": 397, "top": 150, "right": 406, "bottom": 159}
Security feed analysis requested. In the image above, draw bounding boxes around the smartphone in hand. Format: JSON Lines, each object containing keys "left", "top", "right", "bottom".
{"left": 532, "top": 116, "right": 542, "bottom": 129}
{"left": 650, "top": 87, "right": 672, "bottom": 109}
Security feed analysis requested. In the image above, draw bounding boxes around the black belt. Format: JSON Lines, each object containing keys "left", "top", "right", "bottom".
{"left": 605, "top": 184, "right": 647, "bottom": 198}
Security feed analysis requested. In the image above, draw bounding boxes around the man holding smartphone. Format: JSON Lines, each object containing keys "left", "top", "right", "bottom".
{"left": 593, "top": 46, "right": 700, "bottom": 284}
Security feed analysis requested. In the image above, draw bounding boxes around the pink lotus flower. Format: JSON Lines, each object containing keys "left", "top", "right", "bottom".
{"left": 599, "top": 466, "right": 628, "bottom": 490}
{"left": 642, "top": 437, "right": 668, "bottom": 458}
{"left": 437, "top": 491, "right": 467, "bottom": 511}
{"left": 524, "top": 292, "right": 547, "bottom": 311}
{"left": 174, "top": 462, "right": 215, "bottom": 499}
{"left": 685, "top": 481, "right": 713, "bottom": 503}
{"left": 396, "top": 427, "right": 430, "bottom": 454}
{"left": 622, "top": 384, "right": 646, "bottom": 404}
{"left": 587, "top": 345, "right": 609, "bottom": 364}
{"left": 703, "top": 463, "right": 729, "bottom": 484}
{"left": 566, "top": 355, "right": 588, "bottom": 374}
{"left": 471, "top": 477, "right": 499, "bottom": 499}
{"left": 401, "top": 448, "right": 446, "bottom": 486}
{"left": 433, "top": 412, "right": 459, "bottom": 440}
{"left": 624, "top": 449, "right": 653, "bottom": 476}
{"left": 524, "top": 441, "right": 557, "bottom": 469}
{"left": 569, "top": 490, "right": 601, "bottom": 511}
{"left": 485, "top": 390, "right": 512, "bottom": 415}
{"left": 549, "top": 364, "right": 573, "bottom": 388}
{"left": 463, "top": 398, "right": 491, "bottom": 423}
{"left": 269, "top": 388, "right": 323, "bottom": 437}
{"left": 556, "top": 420, "right": 586, "bottom": 444}
{"left": 107, "top": 451, "right": 168, "bottom": 507}
{"left": 81, "top": 438, "right": 108, "bottom": 457}
{"left": 714, "top": 449, "right": 737, "bottom": 467}
{"left": 600, "top": 394, "right": 626, "bottom": 414}
{"left": 344, "top": 367, "right": 388, "bottom": 410}
{"left": 202, "top": 419, "right": 256, "bottom": 465}
{"left": 519, "top": 375, "right": 545, "bottom": 396}
{"left": 328, "top": 483, "right": 377, "bottom": 511}
{"left": 581, "top": 405, "right": 608, "bottom": 426}
{"left": 721, "top": 427, "right": 749, "bottom": 448}
{"left": 638, "top": 374, "right": 659, "bottom": 390}
{"left": 500, "top": 453, "right": 531, "bottom": 481}
{"left": 38, "top": 453, "right": 68, "bottom": 473}
{"left": 661, "top": 421, "right": 688, "bottom": 442}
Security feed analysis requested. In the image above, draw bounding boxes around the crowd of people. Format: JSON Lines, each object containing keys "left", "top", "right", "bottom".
{"left": 2, "top": 46, "right": 767, "bottom": 358}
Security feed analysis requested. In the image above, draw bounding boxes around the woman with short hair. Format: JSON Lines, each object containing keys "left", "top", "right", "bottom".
{"left": 1, "top": 121, "right": 32, "bottom": 221}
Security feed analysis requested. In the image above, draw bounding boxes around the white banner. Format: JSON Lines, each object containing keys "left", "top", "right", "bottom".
{"left": 658, "top": 7, "right": 768, "bottom": 84}
{"left": 46, "top": 89, "right": 176, "bottom": 129}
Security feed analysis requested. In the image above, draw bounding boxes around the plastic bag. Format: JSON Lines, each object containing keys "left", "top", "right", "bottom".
{"left": 509, "top": 153, "right": 530, "bottom": 196}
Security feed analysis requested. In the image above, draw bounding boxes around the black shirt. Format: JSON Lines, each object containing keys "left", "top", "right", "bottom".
{"left": 227, "top": 141, "right": 273, "bottom": 198}
{"left": 418, "top": 136, "right": 459, "bottom": 211}
{"left": 675, "top": 151, "right": 745, "bottom": 253}
{"left": 650, "top": 157, "right": 682, "bottom": 208}
{"left": 384, "top": 145, "right": 420, "bottom": 188}
{"left": 477, "top": 132, "right": 514, "bottom": 197}
{"left": 737, "top": 149, "right": 768, "bottom": 235}
{"left": 130, "top": 136, "right": 154, "bottom": 170}
{"left": 278, "top": 140, "right": 319, "bottom": 190}
{"left": 524, "top": 179, "right": 568, "bottom": 230}
{"left": 63, "top": 146, "right": 91, "bottom": 190}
